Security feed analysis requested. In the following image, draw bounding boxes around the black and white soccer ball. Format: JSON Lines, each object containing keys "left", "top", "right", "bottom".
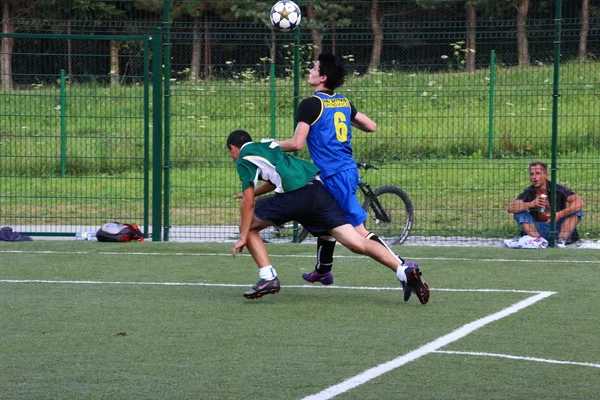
{"left": 270, "top": 1, "right": 301, "bottom": 32}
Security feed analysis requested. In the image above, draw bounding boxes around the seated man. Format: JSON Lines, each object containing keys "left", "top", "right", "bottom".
{"left": 507, "top": 161, "right": 584, "bottom": 248}
{"left": 226, "top": 129, "right": 429, "bottom": 304}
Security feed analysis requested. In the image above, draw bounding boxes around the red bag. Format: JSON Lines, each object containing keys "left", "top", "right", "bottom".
{"left": 96, "top": 222, "right": 144, "bottom": 242}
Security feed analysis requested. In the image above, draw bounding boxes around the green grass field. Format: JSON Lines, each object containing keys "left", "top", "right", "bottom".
{"left": 1, "top": 242, "right": 598, "bottom": 399}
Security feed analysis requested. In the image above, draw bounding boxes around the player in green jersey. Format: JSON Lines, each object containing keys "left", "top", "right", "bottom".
{"left": 227, "top": 129, "right": 429, "bottom": 304}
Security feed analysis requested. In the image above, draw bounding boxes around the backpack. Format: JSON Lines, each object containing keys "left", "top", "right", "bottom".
{"left": 96, "top": 222, "right": 145, "bottom": 242}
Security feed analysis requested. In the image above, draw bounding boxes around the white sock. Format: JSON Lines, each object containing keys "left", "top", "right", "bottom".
{"left": 259, "top": 266, "right": 277, "bottom": 281}
{"left": 396, "top": 265, "right": 407, "bottom": 282}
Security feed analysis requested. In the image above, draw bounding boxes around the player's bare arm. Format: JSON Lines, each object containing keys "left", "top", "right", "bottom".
{"left": 232, "top": 185, "right": 256, "bottom": 258}
{"left": 233, "top": 182, "right": 275, "bottom": 199}
{"left": 277, "top": 122, "right": 310, "bottom": 152}
{"left": 556, "top": 194, "right": 585, "bottom": 219}
{"left": 351, "top": 112, "right": 377, "bottom": 132}
{"left": 508, "top": 199, "right": 536, "bottom": 213}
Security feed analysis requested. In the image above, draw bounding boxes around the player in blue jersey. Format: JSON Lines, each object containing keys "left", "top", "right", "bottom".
{"left": 227, "top": 129, "right": 429, "bottom": 304}
{"left": 277, "top": 53, "right": 424, "bottom": 303}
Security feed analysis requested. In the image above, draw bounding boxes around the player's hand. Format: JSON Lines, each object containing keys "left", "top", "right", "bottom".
{"left": 233, "top": 192, "right": 243, "bottom": 199}
{"left": 533, "top": 197, "right": 546, "bottom": 208}
{"left": 231, "top": 238, "right": 246, "bottom": 258}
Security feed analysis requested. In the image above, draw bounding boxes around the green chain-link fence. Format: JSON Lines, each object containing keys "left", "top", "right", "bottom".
{"left": 0, "top": 32, "right": 160, "bottom": 238}
{"left": 1, "top": 0, "right": 598, "bottom": 245}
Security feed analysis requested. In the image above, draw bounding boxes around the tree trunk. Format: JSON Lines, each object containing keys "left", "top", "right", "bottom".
{"left": 67, "top": 20, "right": 73, "bottom": 76}
{"left": 1, "top": 0, "right": 15, "bottom": 91}
{"left": 465, "top": 4, "right": 476, "bottom": 72}
{"left": 204, "top": 18, "right": 211, "bottom": 78}
{"left": 578, "top": 0, "right": 589, "bottom": 60}
{"left": 190, "top": 18, "right": 202, "bottom": 80}
{"left": 368, "top": 0, "right": 383, "bottom": 72}
{"left": 332, "top": 17, "right": 336, "bottom": 56}
{"left": 305, "top": 5, "right": 321, "bottom": 59}
{"left": 110, "top": 40, "right": 119, "bottom": 86}
{"left": 516, "top": 0, "right": 530, "bottom": 66}
{"left": 270, "top": 29, "right": 276, "bottom": 63}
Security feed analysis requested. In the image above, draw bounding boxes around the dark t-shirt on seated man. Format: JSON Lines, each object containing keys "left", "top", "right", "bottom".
{"left": 514, "top": 180, "right": 576, "bottom": 223}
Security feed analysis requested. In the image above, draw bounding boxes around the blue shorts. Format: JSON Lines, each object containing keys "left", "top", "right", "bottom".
{"left": 322, "top": 168, "right": 367, "bottom": 227}
{"left": 255, "top": 180, "right": 349, "bottom": 237}
{"left": 513, "top": 210, "right": 583, "bottom": 241}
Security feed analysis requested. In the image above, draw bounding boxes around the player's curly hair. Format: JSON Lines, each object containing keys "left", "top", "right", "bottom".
{"left": 318, "top": 53, "right": 346, "bottom": 90}
{"left": 227, "top": 129, "right": 253, "bottom": 149}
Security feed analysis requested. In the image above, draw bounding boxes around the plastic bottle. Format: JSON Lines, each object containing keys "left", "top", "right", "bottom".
{"left": 76, "top": 232, "right": 97, "bottom": 241}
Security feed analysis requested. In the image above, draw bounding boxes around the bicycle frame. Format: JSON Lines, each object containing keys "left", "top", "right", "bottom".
{"left": 358, "top": 179, "right": 392, "bottom": 224}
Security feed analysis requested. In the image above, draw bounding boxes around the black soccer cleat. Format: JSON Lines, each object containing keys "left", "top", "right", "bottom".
{"left": 243, "top": 277, "right": 281, "bottom": 299}
{"left": 405, "top": 266, "right": 430, "bottom": 305}
{"left": 401, "top": 280, "right": 413, "bottom": 302}
{"left": 400, "top": 261, "right": 421, "bottom": 302}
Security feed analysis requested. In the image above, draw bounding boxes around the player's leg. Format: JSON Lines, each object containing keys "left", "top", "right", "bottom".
{"left": 555, "top": 212, "right": 583, "bottom": 247}
{"left": 513, "top": 211, "right": 541, "bottom": 237}
{"left": 302, "top": 235, "right": 335, "bottom": 285}
{"left": 299, "top": 181, "right": 430, "bottom": 304}
{"left": 358, "top": 222, "right": 414, "bottom": 301}
{"left": 240, "top": 209, "right": 282, "bottom": 299}
{"left": 304, "top": 170, "right": 366, "bottom": 285}
{"left": 329, "top": 224, "right": 430, "bottom": 305}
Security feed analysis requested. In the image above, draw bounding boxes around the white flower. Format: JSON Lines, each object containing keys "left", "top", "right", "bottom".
{"left": 441, "top": 55, "right": 448, "bottom": 59}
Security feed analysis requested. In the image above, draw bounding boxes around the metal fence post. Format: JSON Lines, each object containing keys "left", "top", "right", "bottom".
{"left": 488, "top": 50, "right": 495, "bottom": 159}
{"left": 163, "top": 0, "right": 172, "bottom": 242}
{"left": 143, "top": 36, "right": 151, "bottom": 239}
{"left": 549, "top": 0, "right": 563, "bottom": 248}
{"left": 60, "top": 69, "right": 67, "bottom": 177}
{"left": 152, "top": 27, "right": 163, "bottom": 242}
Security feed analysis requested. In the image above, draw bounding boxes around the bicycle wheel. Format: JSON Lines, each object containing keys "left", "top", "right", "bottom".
{"left": 361, "top": 185, "right": 414, "bottom": 245}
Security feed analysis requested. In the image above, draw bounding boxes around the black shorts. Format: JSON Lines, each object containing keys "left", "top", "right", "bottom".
{"left": 255, "top": 180, "right": 349, "bottom": 237}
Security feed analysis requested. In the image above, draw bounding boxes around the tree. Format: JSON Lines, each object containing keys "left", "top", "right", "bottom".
{"left": 302, "top": 1, "right": 353, "bottom": 58}
{"left": 514, "top": 0, "right": 530, "bottom": 65}
{"left": 1, "top": 0, "right": 51, "bottom": 90}
{"left": 231, "top": 1, "right": 276, "bottom": 62}
{"left": 465, "top": 1, "right": 476, "bottom": 72}
{"left": 136, "top": 0, "right": 224, "bottom": 80}
{"left": 578, "top": 0, "right": 589, "bottom": 60}
{"left": 1, "top": 0, "right": 17, "bottom": 90}
{"left": 368, "top": 0, "right": 383, "bottom": 71}
{"left": 304, "top": 4, "right": 322, "bottom": 59}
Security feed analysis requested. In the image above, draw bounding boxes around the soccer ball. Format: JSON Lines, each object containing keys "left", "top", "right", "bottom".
{"left": 270, "top": 1, "right": 301, "bottom": 32}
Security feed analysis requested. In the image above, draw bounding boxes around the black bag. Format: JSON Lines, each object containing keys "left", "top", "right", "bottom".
{"left": 96, "top": 222, "right": 144, "bottom": 242}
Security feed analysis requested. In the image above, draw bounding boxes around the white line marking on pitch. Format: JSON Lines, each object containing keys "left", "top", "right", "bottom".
{"left": 434, "top": 350, "right": 600, "bottom": 369}
{"left": 0, "top": 280, "right": 549, "bottom": 294}
{"left": 301, "top": 291, "right": 555, "bottom": 400}
{"left": 2, "top": 249, "right": 600, "bottom": 264}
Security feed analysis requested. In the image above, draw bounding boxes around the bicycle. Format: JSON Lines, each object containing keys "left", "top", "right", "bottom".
{"left": 255, "top": 162, "right": 414, "bottom": 245}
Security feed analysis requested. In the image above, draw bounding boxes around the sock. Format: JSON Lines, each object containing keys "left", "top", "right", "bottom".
{"left": 315, "top": 237, "right": 336, "bottom": 274}
{"left": 396, "top": 266, "right": 407, "bottom": 282}
{"left": 366, "top": 232, "right": 404, "bottom": 264}
{"left": 259, "top": 266, "right": 277, "bottom": 281}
